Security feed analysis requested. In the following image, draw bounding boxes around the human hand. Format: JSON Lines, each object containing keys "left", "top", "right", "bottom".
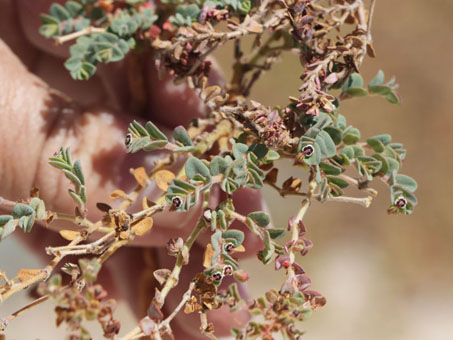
{"left": 0, "top": 0, "right": 268, "bottom": 337}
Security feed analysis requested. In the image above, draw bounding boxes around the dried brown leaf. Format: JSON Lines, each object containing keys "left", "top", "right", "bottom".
{"left": 265, "top": 168, "right": 279, "bottom": 184}
{"left": 132, "top": 217, "right": 154, "bottom": 236}
{"left": 109, "top": 189, "right": 129, "bottom": 200}
{"left": 153, "top": 268, "right": 171, "bottom": 286}
{"left": 96, "top": 202, "right": 111, "bottom": 213}
{"left": 203, "top": 243, "right": 215, "bottom": 268}
{"left": 132, "top": 167, "right": 149, "bottom": 187}
{"left": 29, "top": 187, "right": 40, "bottom": 198}
{"left": 246, "top": 19, "right": 263, "bottom": 33}
{"left": 59, "top": 230, "right": 79, "bottom": 241}
{"left": 282, "top": 177, "right": 302, "bottom": 193}
{"left": 155, "top": 170, "right": 175, "bottom": 192}
{"left": 367, "top": 42, "right": 376, "bottom": 57}
{"left": 142, "top": 196, "right": 154, "bottom": 210}
{"left": 233, "top": 244, "right": 246, "bottom": 253}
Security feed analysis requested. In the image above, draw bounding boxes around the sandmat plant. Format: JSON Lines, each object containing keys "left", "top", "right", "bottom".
{"left": 0, "top": 0, "right": 417, "bottom": 339}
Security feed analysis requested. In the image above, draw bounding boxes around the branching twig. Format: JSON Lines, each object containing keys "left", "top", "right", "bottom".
{"left": 287, "top": 179, "right": 317, "bottom": 281}
{"left": 55, "top": 26, "right": 106, "bottom": 45}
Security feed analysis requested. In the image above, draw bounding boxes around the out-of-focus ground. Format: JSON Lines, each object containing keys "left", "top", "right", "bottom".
{"left": 1, "top": 0, "right": 453, "bottom": 339}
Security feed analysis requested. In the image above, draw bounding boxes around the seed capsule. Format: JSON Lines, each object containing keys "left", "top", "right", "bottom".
{"left": 395, "top": 196, "right": 407, "bottom": 208}
{"left": 125, "top": 133, "right": 132, "bottom": 146}
{"left": 172, "top": 196, "right": 183, "bottom": 208}
{"left": 224, "top": 242, "right": 234, "bottom": 253}
{"left": 223, "top": 265, "right": 233, "bottom": 276}
{"left": 302, "top": 145, "right": 314, "bottom": 157}
{"left": 212, "top": 272, "right": 223, "bottom": 281}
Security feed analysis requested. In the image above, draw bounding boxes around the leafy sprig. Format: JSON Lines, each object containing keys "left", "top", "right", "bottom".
{"left": 49, "top": 147, "right": 87, "bottom": 212}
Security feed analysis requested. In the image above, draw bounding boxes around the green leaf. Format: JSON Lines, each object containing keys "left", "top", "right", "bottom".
{"left": 63, "top": 169, "right": 82, "bottom": 189}
{"left": 369, "top": 70, "right": 385, "bottom": 86}
{"left": 372, "top": 134, "right": 392, "bottom": 146}
{"left": 267, "top": 228, "right": 286, "bottom": 239}
{"left": 79, "top": 186, "right": 87, "bottom": 203}
{"left": 344, "top": 73, "right": 364, "bottom": 89}
{"left": 137, "top": 8, "right": 158, "bottom": 30}
{"left": 28, "top": 197, "right": 41, "bottom": 211}
{"left": 69, "top": 36, "right": 92, "bottom": 57}
{"left": 39, "top": 14, "right": 60, "bottom": 38}
{"left": 126, "top": 136, "right": 150, "bottom": 153}
{"left": 318, "top": 130, "right": 336, "bottom": 157}
{"left": 222, "top": 229, "right": 245, "bottom": 248}
{"left": 66, "top": 60, "right": 97, "bottom": 80}
{"left": 367, "top": 137, "right": 385, "bottom": 153}
{"left": 247, "top": 211, "right": 270, "bottom": 227}
{"left": 327, "top": 176, "right": 349, "bottom": 189}
{"left": 357, "top": 156, "right": 382, "bottom": 174}
{"left": 233, "top": 143, "right": 249, "bottom": 159}
{"left": 173, "top": 126, "right": 193, "bottom": 146}
{"left": 340, "top": 146, "right": 354, "bottom": 160}
{"left": 36, "top": 200, "right": 47, "bottom": 220}
{"left": 145, "top": 122, "right": 168, "bottom": 141}
{"left": 373, "top": 153, "right": 388, "bottom": 176}
{"left": 385, "top": 91, "right": 400, "bottom": 104}
{"left": 346, "top": 87, "right": 368, "bottom": 97}
{"left": 185, "top": 158, "right": 211, "bottom": 182}
{"left": 48, "top": 158, "right": 73, "bottom": 171}
{"left": 68, "top": 189, "right": 84, "bottom": 208}
{"left": 368, "top": 84, "right": 392, "bottom": 96}
{"left": 93, "top": 41, "right": 125, "bottom": 63}
{"left": 258, "top": 230, "right": 275, "bottom": 264}
{"left": 143, "top": 140, "right": 168, "bottom": 152}
{"left": 247, "top": 168, "right": 264, "bottom": 189}
{"left": 50, "top": 3, "right": 71, "bottom": 21}
{"left": 395, "top": 174, "right": 417, "bottom": 192}
{"left": 117, "top": 39, "right": 131, "bottom": 54}
{"left": 73, "top": 160, "right": 85, "bottom": 185}
{"left": 74, "top": 17, "right": 90, "bottom": 31}
{"left": 171, "top": 179, "right": 196, "bottom": 192}
{"left": 18, "top": 214, "right": 35, "bottom": 233}
{"left": 386, "top": 157, "right": 400, "bottom": 176}
{"left": 263, "top": 150, "right": 280, "bottom": 163}
{"left": 368, "top": 85, "right": 401, "bottom": 104}
{"left": 111, "top": 13, "right": 139, "bottom": 37}
{"left": 210, "top": 156, "right": 229, "bottom": 176}
{"left": 0, "top": 215, "right": 13, "bottom": 227}
{"left": 221, "top": 177, "right": 240, "bottom": 194}
{"left": 343, "top": 127, "right": 361, "bottom": 145}
{"left": 237, "top": 0, "right": 251, "bottom": 14}
{"left": 173, "top": 145, "right": 196, "bottom": 153}
{"left": 248, "top": 144, "right": 268, "bottom": 159}
{"left": 12, "top": 204, "right": 35, "bottom": 218}
{"left": 1, "top": 219, "right": 17, "bottom": 240}
{"left": 335, "top": 114, "right": 347, "bottom": 130}
{"left": 323, "top": 127, "right": 342, "bottom": 145}
{"left": 319, "top": 162, "right": 343, "bottom": 175}
{"left": 65, "top": 1, "right": 84, "bottom": 18}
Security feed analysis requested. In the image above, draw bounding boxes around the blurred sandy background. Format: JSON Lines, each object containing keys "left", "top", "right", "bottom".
{"left": 1, "top": 0, "right": 453, "bottom": 339}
